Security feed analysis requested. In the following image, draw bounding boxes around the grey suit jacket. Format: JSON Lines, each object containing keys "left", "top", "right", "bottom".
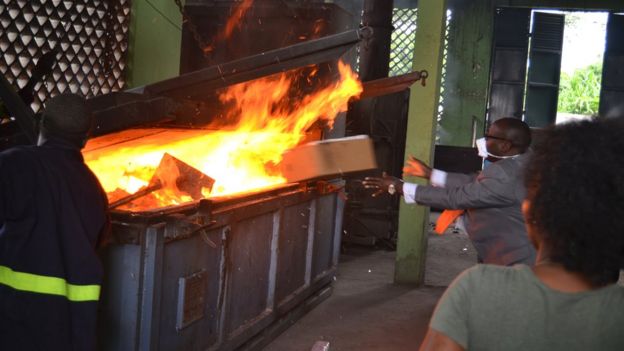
{"left": 412, "top": 153, "right": 536, "bottom": 266}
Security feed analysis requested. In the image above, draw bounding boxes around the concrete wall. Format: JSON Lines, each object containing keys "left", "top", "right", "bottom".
{"left": 126, "top": 0, "right": 183, "bottom": 88}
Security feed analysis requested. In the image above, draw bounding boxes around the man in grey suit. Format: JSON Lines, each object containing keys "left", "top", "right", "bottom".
{"left": 363, "top": 118, "right": 536, "bottom": 266}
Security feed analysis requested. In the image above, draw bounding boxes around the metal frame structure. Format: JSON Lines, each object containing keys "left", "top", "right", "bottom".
{"left": 88, "top": 28, "right": 367, "bottom": 137}
{"left": 100, "top": 184, "right": 344, "bottom": 351}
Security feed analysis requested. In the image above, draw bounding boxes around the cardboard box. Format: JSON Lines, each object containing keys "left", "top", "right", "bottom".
{"left": 280, "top": 135, "right": 377, "bottom": 182}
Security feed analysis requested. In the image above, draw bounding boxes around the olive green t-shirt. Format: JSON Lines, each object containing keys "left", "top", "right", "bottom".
{"left": 431, "top": 264, "right": 624, "bottom": 350}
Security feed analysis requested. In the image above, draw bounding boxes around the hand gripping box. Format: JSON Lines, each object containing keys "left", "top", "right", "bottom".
{"left": 280, "top": 135, "right": 377, "bottom": 183}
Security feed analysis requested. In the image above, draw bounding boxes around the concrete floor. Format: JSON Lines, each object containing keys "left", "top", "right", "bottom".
{"left": 264, "top": 218, "right": 477, "bottom": 351}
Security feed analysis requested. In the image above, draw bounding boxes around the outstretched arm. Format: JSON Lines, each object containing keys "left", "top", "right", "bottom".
{"left": 444, "top": 172, "right": 478, "bottom": 188}
{"left": 414, "top": 166, "right": 516, "bottom": 210}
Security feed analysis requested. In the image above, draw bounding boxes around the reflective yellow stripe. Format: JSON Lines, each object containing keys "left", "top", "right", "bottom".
{"left": 0, "top": 265, "right": 100, "bottom": 302}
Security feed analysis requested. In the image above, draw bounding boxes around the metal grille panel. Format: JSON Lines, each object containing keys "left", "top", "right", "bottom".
{"left": 0, "top": 0, "right": 130, "bottom": 112}
{"left": 389, "top": 6, "right": 452, "bottom": 143}
{"left": 389, "top": 8, "right": 417, "bottom": 77}
{"left": 436, "top": 9, "right": 452, "bottom": 143}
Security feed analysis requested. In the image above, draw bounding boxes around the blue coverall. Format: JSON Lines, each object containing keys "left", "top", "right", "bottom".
{"left": 0, "top": 137, "right": 108, "bottom": 350}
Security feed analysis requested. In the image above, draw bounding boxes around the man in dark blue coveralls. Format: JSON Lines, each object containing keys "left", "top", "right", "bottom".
{"left": 0, "top": 93, "right": 109, "bottom": 350}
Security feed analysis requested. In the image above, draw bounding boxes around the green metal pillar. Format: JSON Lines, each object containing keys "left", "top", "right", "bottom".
{"left": 439, "top": 0, "right": 493, "bottom": 146}
{"left": 395, "top": 0, "right": 448, "bottom": 285}
{"left": 127, "top": 0, "right": 184, "bottom": 88}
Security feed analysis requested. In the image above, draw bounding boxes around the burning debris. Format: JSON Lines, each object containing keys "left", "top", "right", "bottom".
{"left": 83, "top": 61, "right": 362, "bottom": 210}
{"left": 108, "top": 153, "right": 215, "bottom": 209}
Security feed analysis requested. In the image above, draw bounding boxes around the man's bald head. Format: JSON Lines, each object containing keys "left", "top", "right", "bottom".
{"left": 491, "top": 117, "right": 532, "bottom": 153}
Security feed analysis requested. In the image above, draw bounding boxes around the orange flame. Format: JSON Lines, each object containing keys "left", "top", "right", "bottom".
{"left": 312, "top": 19, "right": 325, "bottom": 37}
{"left": 83, "top": 61, "right": 362, "bottom": 210}
{"left": 204, "top": 0, "right": 255, "bottom": 55}
{"left": 298, "top": 20, "right": 325, "bottom": 42}
{"left": 224, "top": 0, "right": 254, "bottom": 39}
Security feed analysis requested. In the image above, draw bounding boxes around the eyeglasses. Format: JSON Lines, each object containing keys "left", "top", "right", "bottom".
{"left": 484, "top": 134, "right": 510, "bottom": 142}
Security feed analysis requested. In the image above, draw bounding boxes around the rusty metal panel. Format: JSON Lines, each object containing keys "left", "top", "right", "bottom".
{"left": 275, "top": 202, "right": 312, "bottom": 310}
{"left": 312, "top": 194, "right": 338, "bottom": 281}
{"left": 176, "top": 271, "right": 208, "bottom": 330}
{"left": 158, "top": 229, "right": 223, "bottom": 351}
{"left": 98, "top": 244, "right": 143, "bottom": 351}
{"left": 224, "top": 215, "right": 275, "bottom": 342}
{"left": 100, "top": 186, "right": 341, "bottom": 351}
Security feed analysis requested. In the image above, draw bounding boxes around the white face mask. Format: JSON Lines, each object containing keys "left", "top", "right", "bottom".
{"left": 475, "top": 137, "right": 514, "bottom": 159}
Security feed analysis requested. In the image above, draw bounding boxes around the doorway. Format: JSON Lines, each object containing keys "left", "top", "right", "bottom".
{"left": 549, "top": 11, "right": 608, "bottom": 124}
{"left": 487, "top": 8, "right": 622, "bottom": 127}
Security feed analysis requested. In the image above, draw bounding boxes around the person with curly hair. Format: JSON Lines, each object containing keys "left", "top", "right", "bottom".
{"left": 418, "top": 117, "right": 624, "bottom": 351}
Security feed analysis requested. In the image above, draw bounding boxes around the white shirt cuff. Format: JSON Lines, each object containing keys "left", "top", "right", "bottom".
{"left": 403, "top": 182, "right": 418, "bottom": 204}
{"left": 430, "top": 169, "right": 448, "bottom": 188}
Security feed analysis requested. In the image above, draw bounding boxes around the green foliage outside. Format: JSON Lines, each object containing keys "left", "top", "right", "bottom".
{"left": 558, "top": 63, "right": 602, "bottom": 115}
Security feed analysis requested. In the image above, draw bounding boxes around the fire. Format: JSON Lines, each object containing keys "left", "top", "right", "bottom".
{"left": 224, "top": 0, "right": 254, "bottom": 39}
{"left": 204, "top": 0, "right": 255, "bottom": 55}
{"left": 83, "top": 61, "right": 362, "bottom": 210}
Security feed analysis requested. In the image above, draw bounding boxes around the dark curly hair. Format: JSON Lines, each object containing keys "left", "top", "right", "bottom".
{"left": 524, "top": 117, "right": 624, "bottom": 286}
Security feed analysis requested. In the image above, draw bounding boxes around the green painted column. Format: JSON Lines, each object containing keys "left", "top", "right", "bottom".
{"left": 126, "top": 0, "right": 184, "bottom": 88}
{"left": 439, "top": 0, "right": 493, "bottom": 146}
{"left": 395, "top": 0, "right": 448, "bottom": 285}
